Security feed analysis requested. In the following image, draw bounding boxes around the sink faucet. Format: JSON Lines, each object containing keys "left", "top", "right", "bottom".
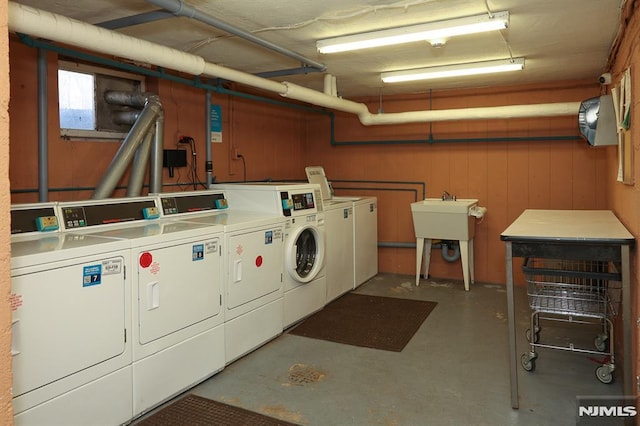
{"left": 442, "top": 191, "right": 456, "bottom": 201}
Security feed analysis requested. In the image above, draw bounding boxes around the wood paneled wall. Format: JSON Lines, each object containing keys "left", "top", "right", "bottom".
{"left": 304, "top": 82, "right": 608, "bottom": 284}
{"left": 8, "top": 41, "right": 308, "bottom": 204}
{"left": 7, "top": 39, "right": 610, "bottom": 288}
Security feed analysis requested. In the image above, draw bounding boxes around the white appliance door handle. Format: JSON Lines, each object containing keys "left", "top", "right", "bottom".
{"left": 11, "top": 318, "right": 20, "bottom": 356}
{"left": 234, "top": 259, "right": 243, "bottom": 283}
{"left": 147, "top": 281, "right": 160, "bottom": 310}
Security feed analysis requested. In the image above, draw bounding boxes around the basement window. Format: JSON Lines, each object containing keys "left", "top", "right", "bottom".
{"left": 58, "top": 61, "right": 145, "bottom": 140}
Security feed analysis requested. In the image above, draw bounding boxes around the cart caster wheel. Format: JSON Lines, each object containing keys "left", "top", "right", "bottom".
{"left": 595, "top": 365, "right": 614, "bottom": 384}
{"left": 594, "top": 334, "right": 608, "bottom": 352}
{"left": 521, "top": 353, "right": 536, "bottom": 372}
{"left": 526, "top": 328, "right": 539, "bottom": 343}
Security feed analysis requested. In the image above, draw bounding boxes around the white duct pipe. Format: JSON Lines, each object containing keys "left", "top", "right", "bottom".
{"left": 323, "top": 74, "right": 333, "bottom": 96}
{"left": 8, "top": 2, "right": 581, "bottom": 126}
{"left": 9, "top": 3, "right": 206, "bottom": 76}
{"left": 359, "top": 102, "right": 583, "bottom": 125}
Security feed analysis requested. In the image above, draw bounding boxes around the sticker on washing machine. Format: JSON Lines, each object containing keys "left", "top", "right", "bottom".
{"left": 9, "top": 293, "right": 23, "bottom": 312}
{"left": 83, "top": 264, "right": 102, "bottom": 287}
{"left": 102, "top": 258, "right": 122, "bottom": 275}
{"left": 205, "top": 240, "right": 218, "bottom": 254}
{"left": 272, "top": 228, "right": 282, "bottom": 240}
{"left": 265, "top": 230, "right": 273, "bottom": 244}
{"left": 192, "top": 244, "right": 205, "bottom": 261}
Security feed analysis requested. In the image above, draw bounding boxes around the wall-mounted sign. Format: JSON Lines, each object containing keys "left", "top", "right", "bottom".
{"left": 210, "top": 104, "right": 222, "bottom": 143}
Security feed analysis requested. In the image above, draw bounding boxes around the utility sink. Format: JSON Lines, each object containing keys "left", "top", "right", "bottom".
{"left": 411, "top": 198, "right": 478, "bottom": 241}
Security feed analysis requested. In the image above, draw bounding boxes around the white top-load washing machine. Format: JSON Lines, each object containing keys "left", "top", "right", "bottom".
{"left": 306, "top": 166, "right": 378, "bottom": 289}
{"left": 214, "top": 183, "right": 326, "bottom": 328}
{"left": 155, "top": 189, "right": 286, "bottom": 364}
{"left": 10, "top": 203, "right": 133, "bottom": 426}
{"left": 57, "top": 196, "right": 225, "bottom": 419}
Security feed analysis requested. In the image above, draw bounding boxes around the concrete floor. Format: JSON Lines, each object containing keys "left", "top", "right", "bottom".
{"left": 149, "top": 273, "right": 626, "bottom": 425}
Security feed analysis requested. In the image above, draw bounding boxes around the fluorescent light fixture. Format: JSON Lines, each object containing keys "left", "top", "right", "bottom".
{"left": 381, "top": 57, "right": 525, "bottom": 83}
{"left": 316, "top": 11, "right": 508, "bottom": 54}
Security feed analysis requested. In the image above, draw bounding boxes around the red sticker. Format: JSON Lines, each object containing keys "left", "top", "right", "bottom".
{"left": 255, "top": 256, "right": 263, "bottom": 267}
{"left": 140, "top": 252, "right": 153, "bottom": 268}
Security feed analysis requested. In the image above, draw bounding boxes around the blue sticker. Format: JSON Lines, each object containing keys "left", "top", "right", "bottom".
{"left": 192, "top": 244, "right": 205, "bottom": 261}
{"left": 265, "top": 231, "right": 273, "bottom": 244}
{"left": 83, "top": 264, "right": 102, "bottom": 287}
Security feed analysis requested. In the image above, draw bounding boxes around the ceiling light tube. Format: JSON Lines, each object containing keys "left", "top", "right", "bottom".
{"left": 381, "top": 57, "right": 525, "bottom": 83}
{"left": 317, "top": 11, "right": 508, "bottom": 54}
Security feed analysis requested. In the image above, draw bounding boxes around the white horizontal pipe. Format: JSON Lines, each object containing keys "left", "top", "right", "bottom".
{"left": 359, "top": 102, "right": 582, "bottom": 125}
{"left": 281, "top": 82, "right": 369, "bottom": 116}
{"left": 8, "top": 3, "right": 206, "bottom": 76}
{"left": 8, "top": 2, "right": 582, "bottom": 127}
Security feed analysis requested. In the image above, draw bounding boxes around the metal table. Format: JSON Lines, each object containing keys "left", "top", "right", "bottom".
{"left": 501, "top": 209, "right": 634, "bottom": 409}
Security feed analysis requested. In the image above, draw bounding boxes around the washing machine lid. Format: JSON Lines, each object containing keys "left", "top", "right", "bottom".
{"left": 305, "top": 166, "right": 332, "bottom": 201}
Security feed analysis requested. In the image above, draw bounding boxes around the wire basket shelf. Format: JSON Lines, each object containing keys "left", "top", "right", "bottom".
{"left": 523, "top": 258, "right": 621, "bottom": 319}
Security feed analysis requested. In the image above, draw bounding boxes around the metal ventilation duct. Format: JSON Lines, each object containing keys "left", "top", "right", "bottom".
{"left": 92, "top": 92, "right": 164, "bottom": 199}
{"left": 578, "top": 94, "right": 618, "bottom": 146}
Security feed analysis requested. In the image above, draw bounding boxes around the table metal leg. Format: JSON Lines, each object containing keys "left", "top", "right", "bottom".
{"left": 505, "top": 242, "right": 519, "bottom": 409}
{"left": 621, "top": 245, "right": 631, "bottom": 397}
{"left": 415, "top": 238, "right": 424, "bottom": 286}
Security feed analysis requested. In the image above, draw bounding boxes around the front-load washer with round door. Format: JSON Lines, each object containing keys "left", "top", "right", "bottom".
{"left": 57, "top": 197, "right": 225, "bottom": 419}
{"left": 10, "top": 203, "right": 133, "bottom": 426}
{"left": 214, "top": 183, "right": 326, "bottom": 328}
{"left": 155, "top": 189, "right": 286, "bottom": 364}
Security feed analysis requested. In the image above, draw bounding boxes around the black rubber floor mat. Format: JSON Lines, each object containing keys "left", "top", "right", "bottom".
{"left": 288, "top": 293, "right": 437, "bottom": 352}
{"left": 135, "top": 394, "right": 299, "bottom": 426}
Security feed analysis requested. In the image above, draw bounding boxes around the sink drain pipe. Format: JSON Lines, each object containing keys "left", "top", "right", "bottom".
{"left": 440, "top": 241, "right": 461, "bottom": 262}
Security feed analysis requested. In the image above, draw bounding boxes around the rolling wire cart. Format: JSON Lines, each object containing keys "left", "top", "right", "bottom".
{"left": 519, "top": 258, "right": 622, "bottom": 384}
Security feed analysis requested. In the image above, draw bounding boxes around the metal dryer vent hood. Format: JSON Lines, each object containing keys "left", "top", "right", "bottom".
{"left": 578, "top": 94, "right": 618, "bottom": 146}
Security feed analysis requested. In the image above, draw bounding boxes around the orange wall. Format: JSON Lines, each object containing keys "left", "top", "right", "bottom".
{"left": 604, "top": 0, "right": 640, "bottom": 401}
{"left": 7, "top": 38, "right": 613, "bottom": 288}
{"left": 8, "top": 40, "right": 308, "bottom": 203}
{"left": 305, "top": 82, "right": 607, "bottom": 284}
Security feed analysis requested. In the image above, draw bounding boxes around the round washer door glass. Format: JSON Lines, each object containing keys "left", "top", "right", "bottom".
{"left": 295, "top": 228, "right": 317, "bottom": 278}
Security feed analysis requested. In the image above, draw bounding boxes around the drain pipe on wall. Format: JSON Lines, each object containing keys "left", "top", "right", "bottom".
{"left": 37, "top": 48, "right": 48, "bottom": 202}
{"left": 9, "top": 2, "right": 583, "bottom": 128}
{"left": 205, "top": 90, "right": 213, "bottom": 186}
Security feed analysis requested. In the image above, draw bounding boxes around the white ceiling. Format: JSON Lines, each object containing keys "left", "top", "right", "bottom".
{"left": 12, "top": 0, "right": 623, "bottom": 98}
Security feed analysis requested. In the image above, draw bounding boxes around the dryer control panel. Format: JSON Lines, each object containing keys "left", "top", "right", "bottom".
{"left": 158, "top": 191, "right": 227, "bottom": 216}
